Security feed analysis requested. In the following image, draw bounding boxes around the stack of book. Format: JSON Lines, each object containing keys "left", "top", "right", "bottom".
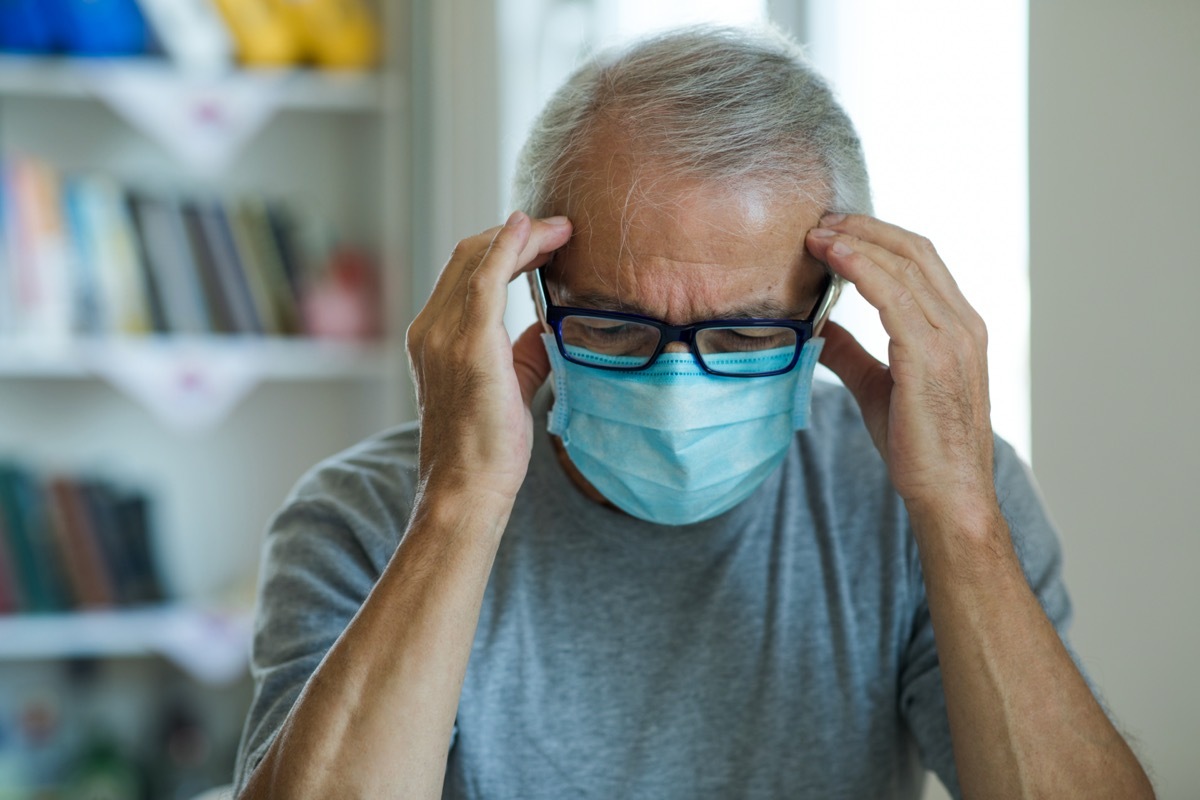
{"left": 0, "top": 462, "right": 164, "bottom": 614}
{"left": 0, "top": 155, "right": 335, "bottom": 341}
{"left": 0, "top": 0, "right": 379, "bottom": 71}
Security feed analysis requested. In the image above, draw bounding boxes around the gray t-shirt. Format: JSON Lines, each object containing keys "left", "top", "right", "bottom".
{"left": 233, "top": 381, "right": 1074, "bottom": 799}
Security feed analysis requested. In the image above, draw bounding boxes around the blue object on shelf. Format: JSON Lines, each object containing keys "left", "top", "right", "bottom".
{"left": 0, "top": 0, "right": 55, "bottom": 53}
{"left": 45, "top": 0, "right": 150, "bottom": 56}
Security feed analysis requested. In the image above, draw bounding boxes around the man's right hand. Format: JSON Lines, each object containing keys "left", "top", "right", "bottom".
{"left": 406, "top": 211, "right": 573, "bottom": 503}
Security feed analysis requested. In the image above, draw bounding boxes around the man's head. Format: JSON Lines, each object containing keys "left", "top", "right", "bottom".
{"left": 514, "top": 25, "right": 872, "bottom": 524}
{"left": 513, "top": 25, "right": 871, "bottom": 325}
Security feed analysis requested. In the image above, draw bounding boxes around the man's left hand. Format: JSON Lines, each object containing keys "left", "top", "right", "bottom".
{"left": 805, "top": 214, "right": 996, "bottom": 524}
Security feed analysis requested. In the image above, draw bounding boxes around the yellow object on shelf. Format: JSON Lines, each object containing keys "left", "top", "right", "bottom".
{"left": 283, "top": 0, "right": 380, "bottom": 70}
{"left": 212, "top": 0, "right": 304, "bottom": 67}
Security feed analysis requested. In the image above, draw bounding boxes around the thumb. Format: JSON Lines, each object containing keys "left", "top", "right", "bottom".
{"left": 513, "top": 322, "right": 551, "bottom": 409}
{"left": 819, "top": 321, "right": 892, "bottom": 436}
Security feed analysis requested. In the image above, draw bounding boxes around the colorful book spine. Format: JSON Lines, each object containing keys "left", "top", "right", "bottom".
{"left": 46, "top": 477, "right": 117, "bottom": 609}
{"left": 0, "top": 156, "right": 367, "bottom": 342}
{"left": 0, "top": 464, "right": 166, "bottom": 614}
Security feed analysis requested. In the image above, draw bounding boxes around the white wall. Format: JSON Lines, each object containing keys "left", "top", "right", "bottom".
{"left": 1030, "top": 2, "right": 1200, "bottom": 797}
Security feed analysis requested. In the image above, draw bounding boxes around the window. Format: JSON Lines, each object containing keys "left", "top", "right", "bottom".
{"left": 804, "top": 0, "right": 1031, "bottom": 460}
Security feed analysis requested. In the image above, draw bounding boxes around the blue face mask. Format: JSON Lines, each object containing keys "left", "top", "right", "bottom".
{"left": 542, "top": 333, "right": 824, "bottom": 526}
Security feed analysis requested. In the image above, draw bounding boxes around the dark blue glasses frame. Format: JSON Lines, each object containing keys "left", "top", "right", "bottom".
{"left": 535, "top": 267, "right": 837, "bottom": 377}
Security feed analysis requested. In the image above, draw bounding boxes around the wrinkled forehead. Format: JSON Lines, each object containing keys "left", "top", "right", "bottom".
{"left": 546, "top": 153, "right": 830, "bottom": 322}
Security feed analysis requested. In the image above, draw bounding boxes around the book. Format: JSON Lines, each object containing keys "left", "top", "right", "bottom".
{"left": 127, "top": 193, "right": 211, "bottom": 334}
{"left": 124, "top": 191, "right": 170, "bottom": 334}
{"left": 78, "top": 482, "right": 134, "bottom": 606}
{"left": 199, "top": 201, "right": 262, "bottom": 334}
{"left": 0, "top": 466, "right": 68, "bottom": 612}
{"left": 181, "top": 201, "right": 237, "bottom": 333}
{"left": 0, "top": 166, "right": 12, "bottom": 336}
{"left": 266, "top": 202, "right": 306, "bottom": 302}
{"left": 243, "top": 197, "right": 300, "bottom": 334}
{"left": 0, "top": 155, "right": 357, "bottom": 341}
{"left": 46, "top": 477, "right": 116, "bottom": 609}
{"left": 227, "top": 199, "right": 286, "bottom": 334}
{"left": 0, "top": 498, "right": 21, "bottom": 613}
{"left": 110, "top": 490, "right": 164, "bottom": 605}
{"left": 63, "top": 176, "right": 152, "bottom": 335}
{"left": 5, "top": 157, "right": 73, "bottom": 340}
{"left": 61, "top": 178, "right": 105, "bottom": 335}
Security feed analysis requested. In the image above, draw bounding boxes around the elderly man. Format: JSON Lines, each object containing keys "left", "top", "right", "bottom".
{"left": 233, "top": 26, "right": 1152, "bottom": 800}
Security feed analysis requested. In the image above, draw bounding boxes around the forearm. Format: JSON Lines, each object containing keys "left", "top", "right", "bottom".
{"left": 911, "top": 502, "right": 1153, "bottom": 800}
{"left": 239, "top": 488, "right": 511, "bottom": 800}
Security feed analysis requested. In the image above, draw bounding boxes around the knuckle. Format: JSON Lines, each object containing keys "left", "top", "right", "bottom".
{"left": 898, "top": 257, "right": 923, "bottom": 282}
{"left": 971, "top": 312, "right": 988, "bottom": 344}
{"left": 913, "top": 235, "right": 937, "bottom": 256}
{"left": 893, "top": 287, "right": 918, "bottom": 312}
{"left": 465, "top": 265, "right": 493, "bottom": 296}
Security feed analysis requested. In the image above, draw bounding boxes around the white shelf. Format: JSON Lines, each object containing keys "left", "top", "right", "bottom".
{"left": 0, "top": 604, "right": 253, "bottom": 685}
{"left": 0, "top": 336, "right": 390, "bottom": 381}
{"left": 0, "top": 55, "right": 383, "bottom": 113}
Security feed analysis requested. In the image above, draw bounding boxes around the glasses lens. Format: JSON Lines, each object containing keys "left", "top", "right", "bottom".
{"left": 560, "top": 314, "right": 661, "bottom": 368}
{"left": 695, "top": 326, "right": 799, "bottom": 375}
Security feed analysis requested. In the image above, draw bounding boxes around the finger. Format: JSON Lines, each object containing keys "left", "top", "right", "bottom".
{"left": 818, "top": 213, "right": 971, "bottom": 316}
{"left": 806, "top": 234, "right": 934, "bottom": 346}
{"left": 807, "top": 229, "right": 954, "bottom": 330}
{"left": 818, "top": 320, "right": 892, "bottom": 449}
{"left": 464, "top": 213, "right": 571, "bottom": 328}
{"left": 420, "top": 226, "right": 503, "bottom": 324}
{"left": 513, "top": 216, "right": 573, "bottom": 275}
{"left": 512, "top": 322, "right": 551, "bottom": 409}
{"left": 423, "top": 216, "right": 572, "bottom": 327}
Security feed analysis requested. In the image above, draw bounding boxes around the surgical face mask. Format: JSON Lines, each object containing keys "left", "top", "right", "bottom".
{"left": 542, "top": 333, "right": 824, "bottom": 526}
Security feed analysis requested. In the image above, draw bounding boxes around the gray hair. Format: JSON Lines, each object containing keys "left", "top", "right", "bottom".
{"left": 511, "top": 24, "right": 872, "bottom": 220}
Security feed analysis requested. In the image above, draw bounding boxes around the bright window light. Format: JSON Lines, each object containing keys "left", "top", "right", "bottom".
{"left": 597, "top": 0, "right": 767, "bottom": 42}
{"left": 804, "top": 0, "right": 1031, "bottom": 462}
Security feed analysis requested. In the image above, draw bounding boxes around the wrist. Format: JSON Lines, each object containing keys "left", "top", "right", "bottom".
{"left": 906, "top": 495, "right": 1019, "bottom": 583}
{"left": 413, "top": 476, "right": 517, "bottom": 541}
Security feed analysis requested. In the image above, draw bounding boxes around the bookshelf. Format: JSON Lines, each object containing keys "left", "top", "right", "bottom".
{"left": 0, "top": 336, "right": 389, "bottom": 381}
{"left": 0, "top": 55, "right": 386, "bottom": 113}
{"left": 0, "top": 0, "right": 413, "bottom": 790}
{"left": 0, "top": 604, "right": 252, "bottom": 685}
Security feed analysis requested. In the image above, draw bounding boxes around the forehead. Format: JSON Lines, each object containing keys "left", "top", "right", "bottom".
{"left": 548, "top": 152, "right": 828, "bottom": 322}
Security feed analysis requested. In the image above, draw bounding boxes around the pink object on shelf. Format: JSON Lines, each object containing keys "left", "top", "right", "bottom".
{"left": 301, "top": 247, "right": 381, "bottom": 341}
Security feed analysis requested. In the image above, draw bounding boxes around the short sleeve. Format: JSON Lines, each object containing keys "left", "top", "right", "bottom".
{"left": 231, "top": 434, "right": 419, "bottom": 795}
{"left": 897, "top": 437, "right": 1075, "bottom": 799}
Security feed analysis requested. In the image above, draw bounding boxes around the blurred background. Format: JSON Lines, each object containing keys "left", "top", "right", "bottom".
{"left": 0, "top": 0, "right": 1194, "bottom": 797}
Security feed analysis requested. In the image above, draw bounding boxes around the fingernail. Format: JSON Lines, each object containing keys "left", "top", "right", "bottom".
{"left": 821, "top": 213, "right": 847, "bottom": 226}
{"left": 544, "top": 216, "right": 571, "bottom": 227}
{"left": 831, "top": 241, "right": 852, "bottom": 256}
{"left": 809, "top": 227, "right": 837, "bottom": 238}
{"left": 506, "top": 210, "right": 526, "bottom": 227}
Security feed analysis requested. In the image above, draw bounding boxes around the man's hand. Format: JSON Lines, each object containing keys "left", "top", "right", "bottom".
{"left": 241, "top": 213, "right": 574, "bottom": 800}
{"left": 407, "top": 211, "right": 573, "bottom": 502}
{"left": 806, "top": 214, "right": 995, "bottom": 524}
{"left": 808, "top": 214, "right": 1155, "bottom": 799}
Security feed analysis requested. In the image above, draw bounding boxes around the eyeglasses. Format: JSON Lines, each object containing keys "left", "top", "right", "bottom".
{"left": 535, "top": 267, "right": 840, "bottom": 378}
